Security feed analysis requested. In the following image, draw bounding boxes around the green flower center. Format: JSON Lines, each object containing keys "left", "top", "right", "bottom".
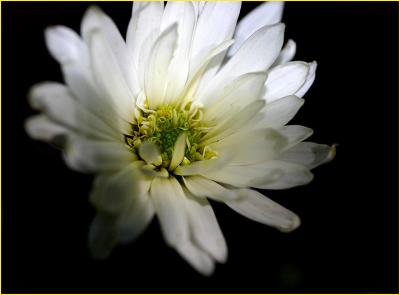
{"left": 125, "top": 102, "right": 217, "bottom": 168}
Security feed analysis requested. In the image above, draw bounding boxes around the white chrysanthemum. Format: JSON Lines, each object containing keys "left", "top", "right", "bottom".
{"left": 26, "top": 2, "right": 335, "bottom": 276}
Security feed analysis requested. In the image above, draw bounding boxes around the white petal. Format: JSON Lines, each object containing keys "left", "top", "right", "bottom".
{"left": 209, "top": 128, "right": 288, "bottom": 166}
{"left": 175, "top": 239, "right": 215, "bottom": 276}
{"left": 150, "top": 177, "right": 189, "bottom": 247}
{"left": 116, "top": 191, "right": 155, "bottom": 244}
{"left": 255, "top": 95, "right": 304, "bottom": 129}
{"left": 25, "top": 115, "right": 68, "bottom": 143}
{"left": 45, "top": 26, "right": 120, "bottom": 132}
{"left": 145, "top": 25, "right": 178, "bottom": 109}
{"left": 184, "top": 190, "right": 228, "bottom": 263}
{"left": 127, "top": 2, "right": 164, "bottom": 71}
{"left": 64, "top": 135, "right": 136, "bottom": 173}
{"left": 81, "top": 6, "right": 139, "bottom": 97}
{"left": 162, "top": 2, "right": 196, "bottom": 103}
{"left": 247, "top": 160, "right": 314, "bottom": 189}
{"left": 279, "top": 142, "right": 336, "bottom": 169}
{"left": 263, "top": 62, "right": 309, "bottom": 103}
{"left": 196, "top": 23, "right": 284, "bottom": 105}
{"left": 88, "top": 30, "right": 135, "bottom": 123}
{"left": 272, "top": 39, "right": 296, "bottom": 66}
{"left": 295, "top": 61, "right": 317, "bottom": 97}
{"left": 229, "top": 2, "right": 284, "bottom": 56}
{"left": 279, "top": 125, "right": 314, "bottom": 149}
{"left": 226, "top": 189, "right": 301, "bottom": 232}
{"left": 90, "top": 163, "right": 151, "bottom": 214}
{"left": 190, "top": 2, "right": 241, "bottom": 89}
{"left": 88, "top": 214, "right": 118, "bottom": 260}
{"left": 183, "top": 176, "right": 237, "bottom": 202}
{"left": 139, "top": 141, "right": 162, "bottom": 166}
{"left": 203, "top": 72, "right": 267, "bottom": 120}
{"left": 169, "top": 133, "right": 187, "bottom": 171}
{"left": 202, "top": 99, "right": 266, "bottom": 146}
{"left": 174, "top": 152, "right": 232, "bottom": 176}
{"left": 28, "top": 82, "right": 119, "bottom": 141}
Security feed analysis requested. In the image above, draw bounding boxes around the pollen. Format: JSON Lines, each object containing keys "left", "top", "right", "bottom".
{"left": 126, "top": 102, "right": 216, "bottom": 168}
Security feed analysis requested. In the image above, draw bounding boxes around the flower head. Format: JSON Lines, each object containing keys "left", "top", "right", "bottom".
{"left": 26, "top": 2, "right": 335, "bottom": 276}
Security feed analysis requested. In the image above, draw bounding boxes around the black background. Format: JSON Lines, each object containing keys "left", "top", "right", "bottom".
{"left": 2, "top": 1, "right": 399, "bottom": 293}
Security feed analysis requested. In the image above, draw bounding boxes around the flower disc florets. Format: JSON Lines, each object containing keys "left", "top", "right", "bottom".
{"left": 126, "top": 102, "right": 217, "bottom": 169}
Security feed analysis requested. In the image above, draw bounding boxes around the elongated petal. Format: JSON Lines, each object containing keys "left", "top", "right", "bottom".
{"left": 209, "top": 128, "right": 288, "bottom": 166}
{"left": 279, "top": 142, "right": 336, "bottom": 169}
{"left": 88, "top": 30, "right": 135, "bottom": 123}
{"left": 116, "top": 191, "right": 155, "bottom": 244}
{"left": 175, "top": 239, "right": 215, "bottom": 276}
{"left": 248, "top": 161, "right": 314, "bottom": 189}
{"left": 184, "top": 190, "right": 228, "bottom": 263}
{"left": 25, "top": 115, "right": 68, "bottom": 143}
{"left": 197, "top": 24, "right": 284, "bottom": 105}
{"left": 169, "top": 133, "right": 187, "bottom": 171}
{"left": 64, "top": 136, "right": 136, "bottom": 173}
{"left": 174, "top": 152, "right": 232, "bottom": 176}
{"left": 150, "top": 177, "right": 189, "bottom": 247}
{"left": 255, "top": 95, "right": 304, "bottom": 129}
{"left": 264, "top": 62, "right": 309, "bottom": 103}
{"left": 45, "top": 26, "right": 123, "bottom": 133}
{"left": 88, "top": 214, "right": 118, "bottom": 260}
{"left": 226, "top": 189, "right": 301, "bottom": 232}
{"left": 279, "top": 125, "right": 314, "bottom": 150}
{"left": 229, "top": 2, "right": 284, "bottom": 56}
{"left": 190, "top": 2, "right": 241, "bottom": 89}
{"left": 127, "top": 2, "right": 164, "bottom": 70}
{"left": 295, "top": 61, "right": 317, "bottom": 97}
{"left": 273, "top": 39, "right": 296, "bottom": 66}
{"left": 139, "top": 141, "right": 162, "bottom": 166}
{"left": 183, "top": 176, "right": 237, "bottom": 202}
{"left": 162, "top": 2, "right": 196, "bottom": 103}
{"left": 145, "top": 25, "right": 178, "bottom": 108}
{"left": 28, "top": 82, "right": 119, "bottom": 141}
{"left": 81, "top": 6, "right": 139, "bottom": 97}
{"left": 90, "top": 163, "right": 151, "bottom": 213}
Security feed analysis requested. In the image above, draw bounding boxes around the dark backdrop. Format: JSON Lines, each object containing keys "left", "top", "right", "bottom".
{"left": 2, "top": 1, "right": 399, "bottom": 293}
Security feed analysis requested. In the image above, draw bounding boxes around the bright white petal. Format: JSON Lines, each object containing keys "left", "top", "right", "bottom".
{"left": 209, "top": 128, "right": 288, "bottom": 166}
{"left": 190, "top": 2, "right": 241, "bottom": 90}
{"left": 175, "top": 239, "right": 215, "bottom": 276}
{"left": 279, "top": 125, "right": 314, "bottom": 149}
{"left": 88, "top": 30, "right": 136, "bottom": 124}
{"left": 196, "top": 23, "right": 284, "bottom": 105}
{"left": 183, "top": 176, "right": 237, "bottom": 202}
{"left": 81, "top": 6, "right": 139, "bottom": 97}
{"left": 64, "top": 135, "right": 137, "bottom": 173}
{"left": 162, "top": 2, "right": 196, "bottom": 103}
{"left": 295, "top": 61, "right": 317, "bottom": 97}
{"left": 169, "top": 133, "right": 187, "bottom": 171}
{"left": 150, "top": 177, "right": 189, "bottom": 247}
{"left": 248, "top": 160, "right": 314, "bottom": 189}
{"left": 25, "top": 115, "right": 68, "bottom": 143}
{"left": 273, "top": 39, "right": 296, "bottom": 66}
{"left": 145, "top": 25, "right": 178, "bottom": 108}
{"left": 90, "top": 163, "right": 151, "bottom": 214}
{"left": 229, "top": 2, "right": 284, "bottom": 56}
{"left": 127, "top": 2, "right": 164, "bottom": 71}
{"left": 263, "top": 62, "right": 309, "bottom": 103}
{"left": 139, "top": 141, "right": 162, "bottom": 166}
{"left": 174, "top": 152, "right": 233, "bottom": 176}
{"left": 255, "top": 95, "right": 304, "bottom": 129}
{"left": 279, "top": 142, "right": 336, "bottom": 169}
{"left": 116, "top": 191, "right": 155, "bottom": 244}
{"left": 226, "top": 189, "right": 301, "bottom": 232}
{"left": 184, "top": 190, "right": 228, "bottom": 263}
{"left": 28, "top": 82, "right": 120, "bottom": 141}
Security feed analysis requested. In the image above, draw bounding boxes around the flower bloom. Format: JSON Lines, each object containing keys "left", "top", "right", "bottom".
{"left": 26, "top": 2, "right": 335, "bottom": 275}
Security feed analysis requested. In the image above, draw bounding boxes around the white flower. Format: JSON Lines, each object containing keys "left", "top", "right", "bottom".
{"left": 26, "top": 2, "right": 335, "bottom": 276}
